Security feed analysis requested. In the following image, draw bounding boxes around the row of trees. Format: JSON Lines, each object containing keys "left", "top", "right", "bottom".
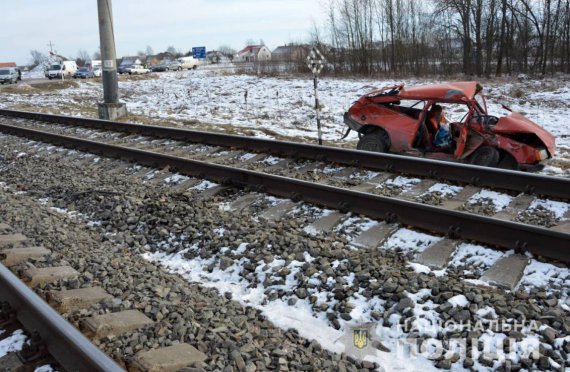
{"left": 313, "top": 0, "right": 570, "bottom": 76}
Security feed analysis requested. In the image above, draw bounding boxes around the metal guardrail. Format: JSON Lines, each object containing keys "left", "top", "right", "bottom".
{"left": 1, "top": 109, "right": 568, "bottom": 200}
{"left": 0, "top": 122, "right": 568, "bottom": 262}
{"left": 0, "top": 264, "right": 123, "bottom": 371}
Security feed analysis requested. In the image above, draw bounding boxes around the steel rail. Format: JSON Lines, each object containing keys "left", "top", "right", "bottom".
{"left": 0, "top": 122, "right": 568, "bottom": 262}
{"left": 1, "top": 109, "right": 568, "bottom": 200}
{"left": 0, "top": 264, "right": 123, "bottom": 372}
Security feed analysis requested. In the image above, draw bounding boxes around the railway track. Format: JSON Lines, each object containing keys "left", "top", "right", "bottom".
{"left": 1, "top": 109, "right": 568, "bottom": 199}
{"left": 0, "top": 226, "right": 122, "bottom": 372}
{"left": 0, "top": 111, "right": 568, "bottom": 265}
{"left": 0, "top": 115, "right": 569, "bottom": 371}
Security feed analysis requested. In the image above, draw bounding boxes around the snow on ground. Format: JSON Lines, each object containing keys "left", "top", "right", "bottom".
{"left": 467, "top": 190, "right": 513, "bottom": 213}
{"left": 449, "top": 243, "right": 506, "bottom": 271}
{"left": 0, "top": 329, "right": 27, "bottom": 358}
{"left": 142, "top": 247, "right": 440, "bottom": 372}
{"left": 422, "top": 183, "right": 463, "bottom": 198}
{"left": 518, "top": 259, "right": 570, "bottom": 297}
{"left": 527, "top": 198, "right": 570, "bottom": 220}
{"left": 382, "top": 228, "right": 442, "bottom": 254}
{"left": 3, "top": 71, "right": 569, "bottom": 173}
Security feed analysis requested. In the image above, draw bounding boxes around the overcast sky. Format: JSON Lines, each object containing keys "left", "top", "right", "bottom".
{"left": 1, "top": 0, "right": 328, "bottom": 65}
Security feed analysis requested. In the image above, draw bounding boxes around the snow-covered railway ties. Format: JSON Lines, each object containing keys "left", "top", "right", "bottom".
{"left": 0, "top": 227, "right": 122, "bottom": 371}
{"left": 0, "top": 110, "right": 569, "bottom": 371}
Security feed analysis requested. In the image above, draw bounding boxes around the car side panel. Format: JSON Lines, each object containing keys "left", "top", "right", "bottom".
{"left": 495, "top": 135, "right": 541, "bottom": 165}
{"left": 349, "top": 103, "right": 419, "bottom": 152}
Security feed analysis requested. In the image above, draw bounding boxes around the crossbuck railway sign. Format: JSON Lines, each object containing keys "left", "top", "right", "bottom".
{"left": 307, "top": 47, "right": 326, "bottom": 145}
{"left": 307, "top": 47, "right": 326, "bottom": 75}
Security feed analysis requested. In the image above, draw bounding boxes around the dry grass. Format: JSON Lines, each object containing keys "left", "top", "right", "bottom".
{"left": 118, "top": 74, "right": 159, "bottom": 82}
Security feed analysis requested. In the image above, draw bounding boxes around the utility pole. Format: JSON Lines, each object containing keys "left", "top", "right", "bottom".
{"left": 97, "top": 0, "right": 126, "bottom": 120}
{"left": 47, "top": 41, "right": 55, "bottom": 54}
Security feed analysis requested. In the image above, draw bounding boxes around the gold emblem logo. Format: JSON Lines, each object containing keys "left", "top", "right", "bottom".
{"left": 353, "top": 328, "right": 369, "bottom": 349}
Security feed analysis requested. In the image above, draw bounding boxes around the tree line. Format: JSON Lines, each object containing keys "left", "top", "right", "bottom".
{"left": 312, "top": 0, "right": 570, "bottom": 76}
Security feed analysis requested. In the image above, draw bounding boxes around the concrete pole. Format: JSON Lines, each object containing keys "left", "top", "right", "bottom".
{"left": 97, "top": 0, "right": 126, "bottom": 120}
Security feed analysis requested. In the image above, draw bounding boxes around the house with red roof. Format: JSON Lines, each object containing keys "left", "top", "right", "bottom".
{"left": 235, "top": 45, "right": 271, "bottom": 62}
{"left": 0, "top": 62, "right": 17, "bottom": 68}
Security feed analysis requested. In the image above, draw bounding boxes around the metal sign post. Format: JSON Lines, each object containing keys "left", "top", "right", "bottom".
{"left": 307, "top": 47, "right": 325, "bottom": 145}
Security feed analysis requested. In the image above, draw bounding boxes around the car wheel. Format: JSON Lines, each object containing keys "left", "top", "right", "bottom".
{"left": 469, "top": 146, "right": 500, "bottom": 167}
{"left": 192, "top": 65, "right": 197, "bottom": 70}
{"left": 497, "top": 151, "right": 519, "bottom": 170}
{"left": 357, "top": 131, "right": 388, "bottom": 153}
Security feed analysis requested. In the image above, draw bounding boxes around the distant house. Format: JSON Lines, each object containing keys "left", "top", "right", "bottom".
{"left": 120, "top": 56, "right": 143, "bottom": 67}
{"left": 272, "top": 45, "right": 309, "bottom": 61}
{"left": 235, "top": 45, "right": 271, "bottom": 62}
{"left": 206, "top": 51, "right": 231, "bottom": 64}
{"left": 0, "top": 62, "right": 17, "bottom": 68}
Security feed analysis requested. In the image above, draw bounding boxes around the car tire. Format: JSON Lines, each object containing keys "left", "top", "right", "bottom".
{"left": 469, "top": 146, "right": 500, "bottom": 167}
{"left": 497, "top": 151, "right": 519, "bottom": 170}
{"left": 357, "top": 131, "right": 388, "bottom": 153}
{"left": 192, "top": 65, "right": 197, "bottom": 70}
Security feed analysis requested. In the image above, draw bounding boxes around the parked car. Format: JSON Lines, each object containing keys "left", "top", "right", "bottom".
{"left": 0, "top": 67, "right": 19, "bottom": 84}
{"left": 167, "top": 60, "right": 182, "bottom": 71}
{"left": 343, "top": 82, "right": 555, "bottom": 171}
{"left": 125, "top": 65, "right": 150, "bottom": 75}
{"left": 118, "top": 65, "right": 132, "bottom": 74}
{"left": 93, "top": 66, "right": 102, "bottom": 77}
{"left": 149, "top": 64, "right": 169, "bottom": 72}
{"left": 73, "top": 67, "right": 95, "bottom": 79}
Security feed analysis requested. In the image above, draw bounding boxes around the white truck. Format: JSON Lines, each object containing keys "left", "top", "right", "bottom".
{"left": 45, "top": 61, "right": 78, "bottom": 80}
{"left": 177, "top": 56, "right": 199, "bottom": 70}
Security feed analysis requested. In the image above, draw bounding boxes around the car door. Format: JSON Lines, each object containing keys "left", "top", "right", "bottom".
{"left": 454, "top": 107, "right": 485, "bottom": 159}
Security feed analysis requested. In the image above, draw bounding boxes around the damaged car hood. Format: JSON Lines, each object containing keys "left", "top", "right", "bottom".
{"left": 493, "top": 112, "right": 555, "bottom": 156}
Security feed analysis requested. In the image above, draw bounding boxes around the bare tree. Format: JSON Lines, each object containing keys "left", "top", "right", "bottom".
{"left": 29, "top": 50, "right": 47, "bottom": 67}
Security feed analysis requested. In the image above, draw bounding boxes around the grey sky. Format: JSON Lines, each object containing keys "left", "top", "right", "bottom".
{"left": 1, "top": 0, "right": 327, "bottom": 65}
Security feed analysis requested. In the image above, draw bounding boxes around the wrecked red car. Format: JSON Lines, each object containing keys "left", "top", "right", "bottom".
{"left": 343, "top": 82, "right": 555, "bottom": 171}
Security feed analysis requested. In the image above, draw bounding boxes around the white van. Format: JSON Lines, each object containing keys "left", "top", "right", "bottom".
{"left": 0, "top": 67, "right": 19, "bottom": 84}
{"left": 177, "top": 56, "right": 199, "bottom": 70}
{"left": 45, "top": 61, "right": 78, "bottom": 79}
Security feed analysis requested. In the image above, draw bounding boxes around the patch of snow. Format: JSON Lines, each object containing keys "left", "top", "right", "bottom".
{"left": 239, "top": 153, "right": 258, "bottom": 162}
{"left": 407, "top": 262, "right": 447, "bottom": 277}
{"left": 424, "top": 183, "right": 463, "bottom": 198}
{"left": 382, "top": 228, "right": 442, "bottom": 253}
{"left": 468, "top": 189, "right": 513, "bottom": 212}
{"left": 164, "top": 174, "right": 189, "bottom": 184}
{"left": 449, "top": 243, "right": 505, "bottom": 270}
{"left": 0, "top": 329, "right": 27, "bottom": 358}
{"left": 527, "top": 198, "right": 570, "bottom": 219}
{"left": 448, "top": 295, "right": 469, "bottom": 308}
{"left": 190, "top": 180, "right": 218, "bottom": 191}
{"left": 517, "top": 259, "right": 570, "bottom": 295}
{"left": 381, "top": 176, "right": 421, "bottom": 189}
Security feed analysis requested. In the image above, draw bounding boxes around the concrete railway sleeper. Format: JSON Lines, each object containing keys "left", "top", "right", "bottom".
{"left": 0, "top": 122, "right": 568, "bottom": 263}
{"left": 1, "top": 109, "right": 569, "bottom": 200}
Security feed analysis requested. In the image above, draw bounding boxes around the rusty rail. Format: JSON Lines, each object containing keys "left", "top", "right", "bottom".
{"left": 0, "top": 264, "right": 123, "bottom": 371}
{"left": 0, "top": 109, "right": 568, "bottom": 200}
{"left": 0, "top": 121, "right": 568, "bottom": 262}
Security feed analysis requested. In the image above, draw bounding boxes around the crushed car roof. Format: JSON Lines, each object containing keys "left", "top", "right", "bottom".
{"left": 400, "top": 82, "right": 482, "bottom": 101}
{"left": 369, "top": 82, "right": 483, "bottom": 101}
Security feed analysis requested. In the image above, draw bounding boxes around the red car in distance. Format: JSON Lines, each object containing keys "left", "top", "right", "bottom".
{"left": 343, "top": 82, "right": 555, "bottom": 171}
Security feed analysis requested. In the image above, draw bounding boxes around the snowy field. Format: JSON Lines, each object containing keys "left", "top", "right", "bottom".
{"left": 1, "top": 69, "right": 569, "bottom": 176}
